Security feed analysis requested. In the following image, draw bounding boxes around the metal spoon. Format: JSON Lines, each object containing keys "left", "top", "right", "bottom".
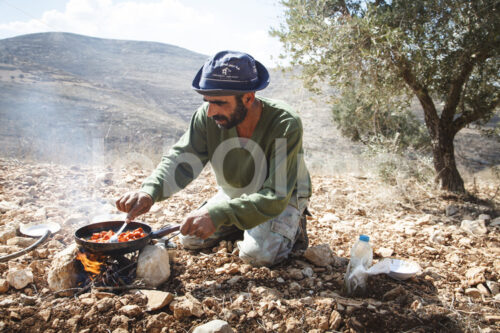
{"left": 108, "top": 221, "right": 127, "bottom": 243}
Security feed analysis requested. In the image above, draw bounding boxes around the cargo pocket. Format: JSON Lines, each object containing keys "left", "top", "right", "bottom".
{"left": 270, "top": 205, "right": 301, "bottom": 241}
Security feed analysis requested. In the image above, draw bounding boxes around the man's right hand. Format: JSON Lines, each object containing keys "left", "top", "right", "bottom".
{"left": 115, "top": 191, "right": 154, "bottom": 223}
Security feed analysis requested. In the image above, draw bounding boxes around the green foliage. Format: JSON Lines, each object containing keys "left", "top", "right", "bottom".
{"left": 331, "top": 87, "right": 430, "bottom": 149}
{"left": 271, "top": 0, "right": 500, "bottom": 145}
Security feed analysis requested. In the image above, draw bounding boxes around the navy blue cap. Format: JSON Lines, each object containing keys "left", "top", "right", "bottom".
{"left": 359, "top": 235, "right": 370, "bottom": 242}
{"left": 192, "top": 50, "right": 270, "bottom": 96}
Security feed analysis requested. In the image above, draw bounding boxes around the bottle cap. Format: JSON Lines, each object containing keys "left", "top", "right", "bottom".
{"left": 359, "top": 235, "right": 370, "bottom": 242}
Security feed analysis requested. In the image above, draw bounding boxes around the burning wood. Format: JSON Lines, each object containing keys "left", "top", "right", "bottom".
{"left": 75, "top": 250, "right": 138, "bottom": 293}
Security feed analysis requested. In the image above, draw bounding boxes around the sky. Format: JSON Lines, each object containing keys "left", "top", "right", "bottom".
{"left": 0, "top": 0, "right": 287, "bottom": 68}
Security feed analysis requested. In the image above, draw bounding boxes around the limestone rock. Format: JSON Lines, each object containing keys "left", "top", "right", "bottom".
{"left": 0, "top": 279, "right": 9, "bottom": 293}
{"left": 7, "top": 267, "right": 33, "bottom": 289}
{"left": 460, "top": 220, "right": 487, "bottom": 235}
{"left": 286, "top": 317, "right": 301, "bottom": 332}
{"left": 136, "top": 243, "right": 170, "bottom": 287}
{"left": 329, "top": 310, "right": 342, "bottom": 330}
{"left": 289, "top": 282, "right": 302, "bottom": 294}
{"left": 319, "top": 213, "right": 340, "bottom": 223}
{"left": 0, "top": 201, "right": 18, "bottom": 214}
{"left": 169, "top": 293, "right": 204, "bottom": 319}
{"left": 39, "top": 309, "right": 51, "bottom": 322}
{"left": 0, "top": 227, "right": 16, "bottom": 243}
{"left": 490, "top": 217, "right": 500, "bottom": 227}
{"left": 486, "top": 281, "right": 499, "bottom": 295}
{"left": 20, "top": 294, "right": 37, "bottom": 305}
{"left": 140, "top": 290, "right": 174, "bottom": 311}
{"left": 477, "top": 283, "right": 490, "bottom": 296}
{"left": 302, "top": 267, "right": 314, "bottom": 278}
{"left": 6, "top": 237, "right": 36, "bottom": 247}
{"left": 47, "top": 243, "right": 79, "bottom": 293}
{"left": 251, "top": 286, "right": 282, "bottom": 301}
{"left": 304, "top": 244, "right": 334, "bottom": 267}
{"left": 193, "top": 320, "right": 234, "bottom": 333}
{"left": 288, "top": 268, "right": 304, "bottom": 280}
{"left": 120, "top": 305, "right": 142, "bottom": 317}
{"left": 465, "top": 267, "right": 486, "bottom": 286}
{"left": 477, "top": 214, "right": 491, "bottom": 223}
{"left": 465, "top": 288, "right": 482, "bottom": 298}
{"left": 445, "top": 205, "right": 459, "bottom": 216}
{"left": 375, "top": 247, "right": 393, "bottom": 257}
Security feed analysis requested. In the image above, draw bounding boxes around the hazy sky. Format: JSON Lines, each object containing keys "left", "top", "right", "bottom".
{"left": 0, "top": 0, "right": 287, "bottom": 68}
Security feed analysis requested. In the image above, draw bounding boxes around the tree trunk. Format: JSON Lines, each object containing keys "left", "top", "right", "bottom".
{"left": 431, "top": 128, "right": 465, "bottom": 193}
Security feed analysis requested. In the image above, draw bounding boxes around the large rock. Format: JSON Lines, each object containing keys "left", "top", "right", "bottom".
{"left": 0, "top": 227, "right": 16, "bottom": 243}
{"left": 7, "top": 265, "right": 33, "bottom": 289}
{"left": 465, "top": 267, "right": 486, "bottom": 286}
{"left": 119, "top": 305, "right": 142, "bottom": 317}
{"left": 490, "top": 217, "right": 500, "bottom": 227}
{"left": 136, "top": 243, "right": 170, "bottom": 287}
{"left": 0, "top": 201, "right": 18, "bottom": 214}
{"left": 0, "top": 279, "right": 9, "bottom": 293}
{"left": 47, "top": 243, "right": 79, "bottom": 293}
{"left": 140, "top": 290, "right": 174, "bottom": 311}
{"left": 329, "top": 310, "right": 342, "bottom": 330}
{"left": 193, "top": 320, "right": 234, "bottom": 333}
{"left": 304, "top": 244, "right": 334, "bottom": 267}
{"left": 6, "top": 237, "right": 36, "bottom": 247}
{"left": 460, "top": 220, "right": 487, "bottom": 235}
{"left": 169, "top": 293, "right": 204, "bottom": 319}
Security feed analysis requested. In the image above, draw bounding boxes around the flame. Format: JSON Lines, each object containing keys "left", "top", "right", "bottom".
{"left": 76, "top": 251, "right": 104, "bottom": 275}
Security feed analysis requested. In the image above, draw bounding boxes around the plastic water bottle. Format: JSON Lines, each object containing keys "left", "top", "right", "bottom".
{"left": 344, "top": 235, "right": 373, "bottom": 295}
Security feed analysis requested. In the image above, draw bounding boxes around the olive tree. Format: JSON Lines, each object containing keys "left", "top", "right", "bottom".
{"left": 272, "top": 0, "right": 499, "bottom": 192}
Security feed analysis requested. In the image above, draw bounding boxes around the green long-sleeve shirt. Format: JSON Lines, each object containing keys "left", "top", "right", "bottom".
{"left": 140, "top": 96, "right": 311, "bottom": 230}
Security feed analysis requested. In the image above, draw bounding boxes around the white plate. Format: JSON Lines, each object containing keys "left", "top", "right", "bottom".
{"left": 19, "top": 222, "right": 61, "bottom": 237}
{"left": 388, "top": 259, "right": 421, "bottom": 280}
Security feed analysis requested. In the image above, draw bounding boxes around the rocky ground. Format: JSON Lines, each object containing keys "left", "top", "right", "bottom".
{"left": 0, "top": 157, "right": 499, "bottom": 332}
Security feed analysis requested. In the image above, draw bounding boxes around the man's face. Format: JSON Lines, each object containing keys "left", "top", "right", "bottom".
{"left": 203, "top": 95, "right": 248, "bottom": 129}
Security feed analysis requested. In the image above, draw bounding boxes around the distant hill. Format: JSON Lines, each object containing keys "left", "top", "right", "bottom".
{"left": 0, "top": 32, "right": 208, "bottom": 163}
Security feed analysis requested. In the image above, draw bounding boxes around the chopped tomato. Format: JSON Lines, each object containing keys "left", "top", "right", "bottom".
{"left": 88, "top": 227, "right": 146, "bottom": 243}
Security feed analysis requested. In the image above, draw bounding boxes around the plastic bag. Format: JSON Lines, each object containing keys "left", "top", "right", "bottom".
{"left": 344, "top": 258, "right": 392, "bottom": 295}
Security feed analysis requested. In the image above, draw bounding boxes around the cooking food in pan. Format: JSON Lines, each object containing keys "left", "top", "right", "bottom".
{"left": 89, "top": 227, "right": 146, "bottom": 243}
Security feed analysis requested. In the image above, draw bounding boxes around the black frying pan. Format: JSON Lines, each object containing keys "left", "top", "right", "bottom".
{"left": 74, "top": 221, "right": 180, "bottom": 256}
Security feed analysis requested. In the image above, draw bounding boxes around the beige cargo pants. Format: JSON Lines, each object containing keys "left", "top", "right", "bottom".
{"left": 179, "top": 190, "right": 307, "bottom": 267}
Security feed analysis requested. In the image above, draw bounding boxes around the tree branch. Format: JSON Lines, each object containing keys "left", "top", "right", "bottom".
{"left": 395, "top": 55, "right": 440, "bottom": 139}
{"left": 441, "top": 55, "right": 475, "bottom": 125}
{"left": 338, "top": 0, "right": 351, "bottom": 17}
{"left": 452, "top": 97, "right": 500, "bottom": 134}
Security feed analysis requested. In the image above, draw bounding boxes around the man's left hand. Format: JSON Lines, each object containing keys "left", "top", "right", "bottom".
{"left": 180, "top": 207, "right": 216, "bottom": 240}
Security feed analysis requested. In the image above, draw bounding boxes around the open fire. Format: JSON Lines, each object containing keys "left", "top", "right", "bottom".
{"left": 75, "top": 250, "right": 138, "bottom": 291}
{"left": 76, "top": 251, "right": 104, "bottom": 277}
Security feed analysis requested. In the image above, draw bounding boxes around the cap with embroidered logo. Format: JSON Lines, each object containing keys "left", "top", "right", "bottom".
{"left": 192, "top": 50, "right": 270, "bottom": 96}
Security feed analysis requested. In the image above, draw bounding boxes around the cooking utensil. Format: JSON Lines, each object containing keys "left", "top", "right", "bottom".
{"left": 108, "top": 221, "right": 127, "bottom": 243}
{"left": 74, "top": 221, "right": 180, "bottom": 256}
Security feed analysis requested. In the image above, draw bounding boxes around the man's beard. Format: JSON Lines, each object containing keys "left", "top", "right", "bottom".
{"left": 212, "top": 97, "right": 248, "bottom": 129}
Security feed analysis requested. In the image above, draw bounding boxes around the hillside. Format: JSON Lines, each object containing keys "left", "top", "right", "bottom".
{"left": 0, "top": 32, "right": 207, "bottom": 163}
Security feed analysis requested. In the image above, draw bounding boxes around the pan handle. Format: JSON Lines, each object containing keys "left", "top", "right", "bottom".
{"left": 151, "top": 225, "right": 180, "bottom": 238}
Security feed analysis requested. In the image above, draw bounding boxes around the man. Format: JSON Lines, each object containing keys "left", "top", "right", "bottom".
{"left": 116, "top": 51, "right": 311, "bottom": 266}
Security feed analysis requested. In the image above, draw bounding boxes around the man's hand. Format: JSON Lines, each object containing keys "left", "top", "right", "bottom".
{"left": 116, "top": 191, "right": 153, "bottom": 223}
{"left": 181, "top": 207, "right": 216, "bottom": 240}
